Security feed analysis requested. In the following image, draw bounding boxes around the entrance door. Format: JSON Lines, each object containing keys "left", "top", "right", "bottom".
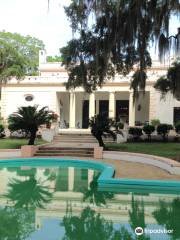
{"left": 116, "top": 100, "right": 129, "bottom": 122}
{"left": 99, "top": 100, "right": 109, "bottom": 118}
{"left": 82, "top": 100, "right": 89, "bottom": 128}
{"left": 174, "top": 107, "right": 180, "bottom": 124}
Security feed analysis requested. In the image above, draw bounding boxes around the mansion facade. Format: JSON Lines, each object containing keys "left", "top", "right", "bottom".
{"left": 0, "top": 50, "right": 180, "bottom": 130}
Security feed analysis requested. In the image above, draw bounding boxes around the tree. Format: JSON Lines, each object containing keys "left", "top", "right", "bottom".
{"left": 129, "top": 195, "right": 150, "bottom": 240}
{"left": 154, "top": 60, "right": 180, "bottom": 101}
{"left": 5, "top": 175, "right": 53, "bottom": 209}
{"left": 0, "top": 32, "right": 45, "bottom": 108}
{"left": 157, "top": 123, "right": 173, "bottom": 142}
{"left": 143, "top": 124, "right": 155, "bottom": 141}
{"left": 8, "top": 105, "right": 54, "bottom": 145}
{"left": 0, "top": 39, "right": 27, "bottom": 83}
{"left": 47, "top": 55, "right": 63, "bottom": 62}
{"left": 0, "top": 207, "right": 34, "bottom": 240}
{"left": 129, "top": 127, "right": 143, "bottom": 141}
{"left": 0, "top": 124, "right": 5, "bottom": 138}
{"left": 83, "top": 174, "right": 114, "bottom": 206}
{"left": 0, "top": 31, "right": 45, "bottom": 76}
{"left": 62, "top": 206, "right": 133, "bottom": 240}
{"left": 153, "top": 198, "right": 180, "bottom": 240}
{"left": 89, "top": 114, "right": 116, "bottom": 147}
{"left": 60, "top": 1, "right": 180, "bottom": 96}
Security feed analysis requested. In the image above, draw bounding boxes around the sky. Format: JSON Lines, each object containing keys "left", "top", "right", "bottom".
{"left": 0, "top": 0, "right": 179, "bottom": 57}
{"left": 0, "top": 0, "right": 72, "bottom": 56}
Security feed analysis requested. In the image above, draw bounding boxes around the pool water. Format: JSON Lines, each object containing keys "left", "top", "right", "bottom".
{"left": 0, "top": 160, "right": 180, "bottom": 240}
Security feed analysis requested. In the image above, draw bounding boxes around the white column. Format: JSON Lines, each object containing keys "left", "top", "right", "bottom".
{"left": 89, "top": 93, "right": 95, "bottom": 119}
{"left": 149, "top": 89, "right": 157, "bottom": 122}
{"left": 69, "top": 91, "right": 76, "bottom": 128}
{"left": 109, "top": 92, "right": 116, "bottom": 119}
{"left": 68, "top": 167, "right": 74, "bottom": 191}
{"left": 96, "top": 99, "right": 99, "bottom": 115}
{"left": 88, "top": 169, "right": 94, "bottom": 189}
{"left": 129, "top": 91, "right": 135, "bottom": 126}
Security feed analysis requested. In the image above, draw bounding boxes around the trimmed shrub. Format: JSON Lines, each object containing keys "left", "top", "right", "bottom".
{"left": 151, "top": 119, "right": 160, "bottom": 127}
{"left": 157, "top": 124, "right": 173, "bottom": 142}
{"left": 175, "top": 121, "right": 180, "bottom": 134}
{"left": 143, "top": 124, "right": 155, "bottom": 141}
{"left": 0, "top": 124, "right": 5, "bottom": 138}
{"left": 128, "top": 127, "right": 143, "bottom": 141}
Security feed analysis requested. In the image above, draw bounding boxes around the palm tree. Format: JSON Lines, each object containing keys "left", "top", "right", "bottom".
{"left": 89, "top": 114, "right": 116, "bottom": 148}
{"left": 8, "top": 105, "right": 54, "bottom": 145}
{"left": 83, "top": 174, "right": 114, "bottom": 206}
{"left": 5, "top": 175, "right": 53, "bottom": 209}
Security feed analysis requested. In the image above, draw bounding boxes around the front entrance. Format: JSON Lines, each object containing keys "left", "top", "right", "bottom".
{"left": 116, "top": 100, "right": 129, "bottom": 122}
{"left": 174, "top": 107, "right": 180, "bottom": 124}
{"left": 82, "top": 100, "right": 89, "bottom": 128}
{"left": 99, "top": 100, "right": 109, "bottom": 118}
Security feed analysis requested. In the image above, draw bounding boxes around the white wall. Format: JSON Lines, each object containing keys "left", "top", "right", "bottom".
{"left": 155, "top": 92, "right": 180, "bottom": 124}
{"left": 135, "top": 92, "right": 150, "bottom": 123}
{"left": 1, "top": 87, "right": 60, "bottom": 119}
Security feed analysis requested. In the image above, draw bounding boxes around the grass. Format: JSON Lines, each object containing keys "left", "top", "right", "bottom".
{"left": 106, "top": 142, "right": 180, "bottom": 161}
{"left": 0, "top": 138, "right": 46, "bottom": 149}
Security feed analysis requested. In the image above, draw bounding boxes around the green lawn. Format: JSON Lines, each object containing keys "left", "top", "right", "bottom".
{"left": 0, "top": 138, "right": 46, "bottom": 149}
{"left": 106, "top": 142, "right": 180, "bottom": 161}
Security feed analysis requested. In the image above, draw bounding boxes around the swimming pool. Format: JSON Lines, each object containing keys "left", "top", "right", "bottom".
{"left": 0, "top": 158, "right": 180, "bottom": 240}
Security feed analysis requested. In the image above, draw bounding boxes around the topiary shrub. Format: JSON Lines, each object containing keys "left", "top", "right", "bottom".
{"left": 157, "top": 124, "right": 173, "bottom": 142}
{"left": 143, "top": 124, "right": 155, "bottom": 141}
{"left": 175, "top": 121, "right": 180, "bottom": 134}
{"left": 128, "top": 127, "right": 143, "bottom": 141}
{"left": 151, "top": 119, "right": 160, "bottom": 127}
{"left": 0, "top": 124, "right": 5, "bottom": 138}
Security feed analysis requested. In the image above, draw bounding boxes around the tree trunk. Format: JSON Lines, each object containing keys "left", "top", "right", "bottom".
{"left": 96, "top": 135, "right": 104, "bottom": 148}
{"left": 28, "top": 130, "right": 37, "bottom": 145}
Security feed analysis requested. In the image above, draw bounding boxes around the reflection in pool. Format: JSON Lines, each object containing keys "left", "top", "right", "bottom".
{"left": 0, "top": 165, "right": 179, "bottom": 240}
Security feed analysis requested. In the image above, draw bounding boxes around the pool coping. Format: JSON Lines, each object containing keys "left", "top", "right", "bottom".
{"left": 103, "top": 151, "right": 180, "bottom": 175}
{"left": 0, "top": 158, "right": 180, "bottom": 194}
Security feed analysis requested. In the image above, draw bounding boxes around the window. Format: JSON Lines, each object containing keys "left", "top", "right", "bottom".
{"left": 24, "top": 94, "right": 34, "bottom": 102}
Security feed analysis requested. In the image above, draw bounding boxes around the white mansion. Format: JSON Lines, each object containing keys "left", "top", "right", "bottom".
{"left": 0, "top": 50, "right": 180, "bottom": 130}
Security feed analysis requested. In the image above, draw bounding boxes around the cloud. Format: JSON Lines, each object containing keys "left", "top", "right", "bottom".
{"left": 0, "top": 0, "right": 72, "bottom": 55}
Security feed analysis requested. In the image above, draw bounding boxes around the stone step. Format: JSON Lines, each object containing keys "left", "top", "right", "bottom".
{"left": 54, "top": 137, "right": 96, "bottom": 140}
{"left": 53, "top": 139, "right": 96, "bottom": 143}
{"left": 54, "top": 138, "right": 96, "bottom": 141}
{"left": 34, "top": 153, "right": 93, "bottom": 157}
{"left": 37, "top": 150, "right": 93, "bottom": 154}
{"left": 39, "top": 147, "right": 94, "bottom": 151}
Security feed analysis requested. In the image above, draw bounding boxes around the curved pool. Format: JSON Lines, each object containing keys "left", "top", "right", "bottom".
{"left": 0, "top": 158, "right": 180, "bottom": 240}
{"left": 0, "top": 158, "right": 180, "bottom": 194}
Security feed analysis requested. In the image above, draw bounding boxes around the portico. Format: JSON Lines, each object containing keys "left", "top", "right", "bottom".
{"left": 57, "top": 90, "right": 150, "bottom": 129}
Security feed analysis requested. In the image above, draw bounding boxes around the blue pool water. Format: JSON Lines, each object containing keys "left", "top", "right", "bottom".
{"left": 0, "top": 158, "right": 179, "bottom": 240}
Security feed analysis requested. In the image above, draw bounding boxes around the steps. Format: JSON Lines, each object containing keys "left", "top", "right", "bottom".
{"left": 35, "top": 134, "right": 97, "bottom": 157}
{"left": 35, "top": 147, "right": 94, "bottom": 157}
{"left": 53, "top": 134, "right": 97, "bottom": 143}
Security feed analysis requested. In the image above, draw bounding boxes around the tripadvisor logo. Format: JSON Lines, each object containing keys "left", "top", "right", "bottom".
{"left": 135, "top": 227, "right": 144, "bottom": 236}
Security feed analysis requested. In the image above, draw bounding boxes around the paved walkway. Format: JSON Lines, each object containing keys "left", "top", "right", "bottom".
{"left": 96, "top": 159, "right": 180, "bottom": 181}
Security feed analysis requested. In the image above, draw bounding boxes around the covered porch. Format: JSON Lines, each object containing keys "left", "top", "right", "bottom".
{"left": 56, "top": 91, "right": 150, "bottom": 130}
